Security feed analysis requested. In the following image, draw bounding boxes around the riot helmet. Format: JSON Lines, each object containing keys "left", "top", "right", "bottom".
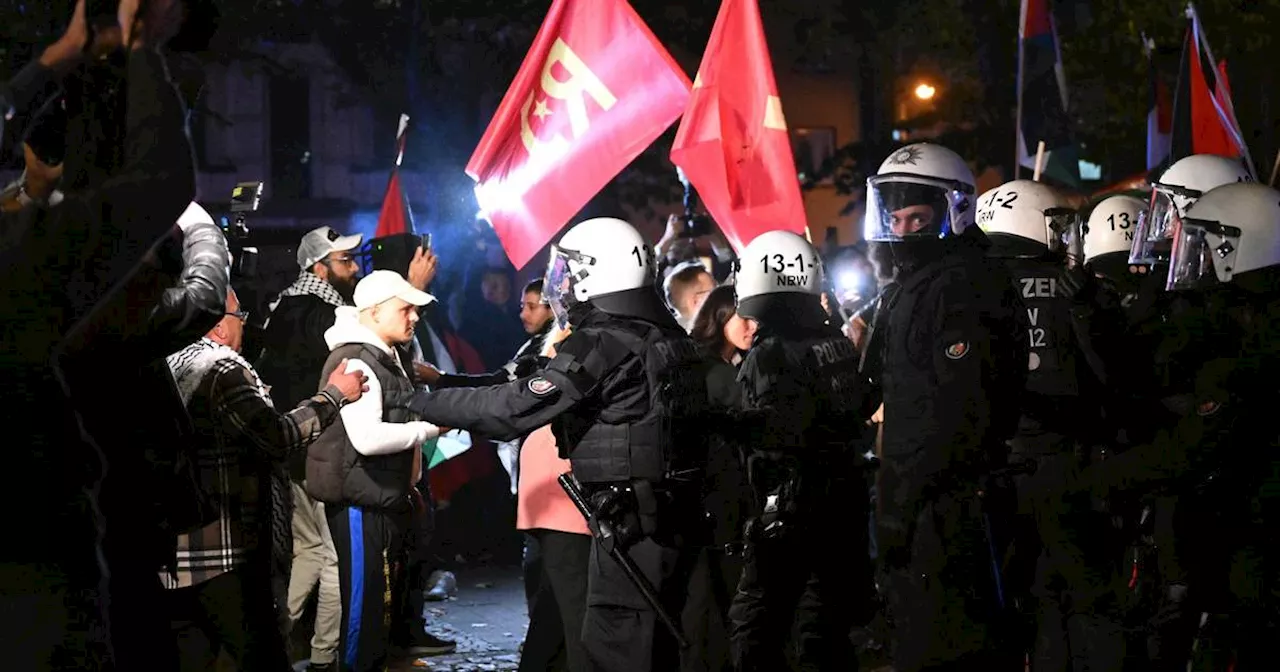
{"left": 1129, "top": 154, "right": 1252, "bottom": 265}
{"left": 543, "top": 217, "right": 655, "bottom": 329}
{"left": 734, "top": 230, "right": 827, "bottom": 329}
{"left": 1166, "top": 182, "right": 1280, "bottom": 291}
{"left": 976, "top": 179, "right": 1079, "bottom": 260}
{"left": 864, "top": 143, "right": 977, "bottom": 242}
{"left": 1083, "top": 195, "right": 1146, "bottom": 278}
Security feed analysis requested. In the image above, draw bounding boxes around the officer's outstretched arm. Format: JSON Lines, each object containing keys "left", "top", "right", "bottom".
{"left": 726, "top": 343, "right": 812, "bottom": 451}
{"left": 404, "top": 331, "right": 613, "bottom": 442}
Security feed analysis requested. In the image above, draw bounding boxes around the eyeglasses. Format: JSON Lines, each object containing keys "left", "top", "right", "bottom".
{"left": 226, "top": 310, "right": 249, "bottom": 322}
{"left": 323, "top": 254, "right": 356, "bottom": 266}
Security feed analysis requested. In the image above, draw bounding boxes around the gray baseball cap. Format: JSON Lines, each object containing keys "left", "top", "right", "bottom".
{"left": 298, "top": 226, "right": 362, "bottom": 269}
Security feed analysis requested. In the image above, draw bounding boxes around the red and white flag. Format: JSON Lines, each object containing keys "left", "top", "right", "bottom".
{"left": 669, "top": 0, "right": 808, "bottom": 252}
{"left": 467, "top": 0, "right": 691, "bottom": 269}
{"left": 375, "top": 114, "right": 415, "bottom": 237}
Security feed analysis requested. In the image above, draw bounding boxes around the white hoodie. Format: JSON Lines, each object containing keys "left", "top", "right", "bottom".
{"left": 324, "top": 306, "right": 440, "bottom": 459}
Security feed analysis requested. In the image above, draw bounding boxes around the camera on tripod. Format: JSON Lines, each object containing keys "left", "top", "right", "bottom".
{"left": 675, "top": 167, "right": 711, "bottom": 239}
{"left": 222, "top": 180, "right": 262, "bottom": 279}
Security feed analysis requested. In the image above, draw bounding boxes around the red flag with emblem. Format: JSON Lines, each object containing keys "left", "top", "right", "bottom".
{"left": 669, "top": 0, "right": 808, "bottom": 252}
{"left": 376, "top": 114, "right": 415, "bottom": 237}
{"left": 467, "top": 0, "right": 691, "bottom": 269}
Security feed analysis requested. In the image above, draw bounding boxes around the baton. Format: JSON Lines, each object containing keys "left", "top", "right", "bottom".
{"left": 558, "top": 473, "right": 689, "bottom": 648}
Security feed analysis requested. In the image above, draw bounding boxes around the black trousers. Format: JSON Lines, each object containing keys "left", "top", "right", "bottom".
{"left": 388, "top": 489, "right": 432, "bottom": 645}
{"left": 520, "top": 530, "right": 593, "bottom": 672}
{"left": 729, "top": 513, "right": 868, "bottom": 672}
{"left": 328, "top": 505, "right": 402, "bottom": 672}
{"left": 166, "top": 568, "right": 290, "bottom": 672}
{"left": 680, "top": 547, "right": 742, "bottom": 672}
{"left": 583, "top": 535, "right": 691, "bottom": 672}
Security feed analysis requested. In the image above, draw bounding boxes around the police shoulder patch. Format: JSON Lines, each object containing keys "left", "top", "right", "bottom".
{"left": 944, "top": 341, "right": 969, "bottom": 360}
{"left": 1196, "top": 400, "right": 1221, "bottom": 416}
{"left": 528, "top": 377, "right": 557, "bottom": 396}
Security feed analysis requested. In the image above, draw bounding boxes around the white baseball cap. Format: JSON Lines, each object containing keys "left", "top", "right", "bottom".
{"left": 353, "top": 270, "right": 435, "bottom": 310}
{"left": 298, "top": 226, "right": 363, "bottom": 269}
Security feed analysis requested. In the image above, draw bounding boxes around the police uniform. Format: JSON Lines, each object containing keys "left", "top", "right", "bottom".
{"left": 404, "top": 287, "right": 706, "bottom": 672}
{"left": 873, "top": 228, "right": 1028, "bottom": 671}
{"left": 728, "top": 323, "right": 873, "bottom": 671}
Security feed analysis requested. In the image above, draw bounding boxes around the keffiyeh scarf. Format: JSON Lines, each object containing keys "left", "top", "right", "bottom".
{"left": 166, "top": 337, "right": 269, "bottom": 407}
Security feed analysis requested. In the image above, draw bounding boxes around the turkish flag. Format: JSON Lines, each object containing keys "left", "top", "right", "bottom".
{"left": 669, "top": 0, "right": 808, "bottom": 252}
{"left": 467, "top": 0, "right": 691, "bottom": 270}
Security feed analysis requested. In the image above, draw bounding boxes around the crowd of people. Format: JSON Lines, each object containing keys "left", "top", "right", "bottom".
{"left": 3, "top": 2, "right": 1280, "bottom": 672}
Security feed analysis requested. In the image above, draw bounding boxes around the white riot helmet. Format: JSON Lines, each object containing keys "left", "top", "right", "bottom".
{"left": 1166, "top": 182, "right": 1280, "bottom": 291}
{"left": 976, "top": 179, "right": 1078, "bottom": 258}
{"left": 1129, "top": 154, "right": 1252, "bottom": 265}
{"left": 543, "top": 217, "right": 654, "bottom": 328}
{"left": 735, "top": 230, "right": 823, "bottom": 320}
{"left": 1084, "top": 195, "right": 1146, "bottom": 265}
{"left": 864, "top": 143, "right": 977, "bottom": 242}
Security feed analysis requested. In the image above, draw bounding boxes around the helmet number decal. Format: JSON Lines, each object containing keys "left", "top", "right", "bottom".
{"left": 630, "top": 245, "right": 653, "bottom": 268}
{"left": 759, "top": 253, "right": 810, "bottom": 274}
{"left": 1107, "top": 212, "right": 1133, "bottom": 230}
{"left": 983, "top": 190, "right": 1019, "bottom": 209}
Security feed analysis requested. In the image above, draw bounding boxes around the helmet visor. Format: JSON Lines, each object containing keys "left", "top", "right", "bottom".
{"left": 1129, "top": 187, "right": 1180, "bottom": 265}
{"left": 543, "top": 245, "right": 585, "bottom": 330}
{"left": 864, "top": 175, "right": 968, "bottom": 242}
{"left": 1165, "top": 217, "right": 1241, "bottom": 291}
{"left": 1046, "top": 207, "right": 1080, "bottom": 260}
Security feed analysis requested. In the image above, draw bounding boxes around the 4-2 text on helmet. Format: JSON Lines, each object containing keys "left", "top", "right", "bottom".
{"left": 864, "top": 143, "right": 978, "bottom": 242}
{"left": 976, "top": 179, "right": 1075, "bottom": 252}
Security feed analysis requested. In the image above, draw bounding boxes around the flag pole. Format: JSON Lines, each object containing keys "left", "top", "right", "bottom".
{"left": 1013, "top": 0, "right": 1029, "bottom": 180}
{"left": 1033, "top": 141, "right": 1046, "bottom": 181}
{"left": 1186, "top": 2, "right": 1257, "bottom": 179}
{"left": 1268, "top": 149, "right": 1280, "bottom": 187}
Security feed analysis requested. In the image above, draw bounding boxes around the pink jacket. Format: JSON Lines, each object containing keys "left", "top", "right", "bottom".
{"left": 516, "top": 425, "right": 590, "bottom": 535}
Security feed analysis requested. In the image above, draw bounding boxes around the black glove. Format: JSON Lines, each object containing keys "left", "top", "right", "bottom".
{"left": 588, "top": 486, "right": 643, "bottom": 554}
{"left": 1056, "top": 264, "right": 1091, "bottom": 302}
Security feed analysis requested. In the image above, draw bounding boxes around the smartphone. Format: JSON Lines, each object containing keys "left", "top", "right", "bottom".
{"left": 421, "top": 233, "right": 432, "bottom": 251}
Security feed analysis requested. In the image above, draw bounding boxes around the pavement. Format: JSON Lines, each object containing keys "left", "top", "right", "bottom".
{"left": 389, "top": 564, "right": 528, "bottom": 672}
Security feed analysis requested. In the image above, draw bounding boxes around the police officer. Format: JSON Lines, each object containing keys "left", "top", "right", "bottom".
{"left": 723, "top": 230, "right": 873, "bottom": 671}
{"left": 863, "top": 143, "right": 1028, "bottom": 671}
{"left": 1119, "top": 155, "right": 1252, "bottom": 667}
{"left": 400, "top": 217, "right": 707, "bottom": 672}
{"left": 1077, "top": 182, "right": 1280, "bottom": 667}
{"left": 977, "top": 179, "right": 1129, "bottom": 668}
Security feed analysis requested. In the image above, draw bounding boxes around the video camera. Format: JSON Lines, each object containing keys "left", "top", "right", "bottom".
{"left": 675, "top": 167, "right": 711, "bottom": 239}
{"left": 221, "top": 180, "right": 262, "bottom": 279}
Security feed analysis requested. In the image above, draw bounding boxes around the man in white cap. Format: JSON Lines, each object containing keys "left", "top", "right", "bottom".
{"left": 256, "top": 225, "right": 364, "bottom": 672}
{"left": 305, "top": 270, "right": 446, "bottom": 672}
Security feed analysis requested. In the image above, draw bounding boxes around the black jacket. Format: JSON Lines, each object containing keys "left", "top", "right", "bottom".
{"left": 1, "top": 47, "right": 201, "bottom": 565}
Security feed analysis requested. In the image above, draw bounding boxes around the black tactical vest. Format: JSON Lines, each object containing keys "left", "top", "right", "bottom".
{"left": 306, "top": 343, "right": 418, "bottom": 510}
{"left": 741, "top": 332, "right": 865, "bottom": 453}
{"left": 554, "top": 318, "right": 709, "bottom": 485}
{"left": 1006, "top": 258, "right": 1080, "bottom": 401}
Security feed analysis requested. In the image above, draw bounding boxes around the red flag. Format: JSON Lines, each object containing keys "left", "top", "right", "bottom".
{"left": 467, "top": 0, "right": 691, "bottom": 269}
{"left": 376, "top": 114, "right": 415, "bottom": 237}
{"left": 669, "top": 0, "right": 807, "bottom": 252}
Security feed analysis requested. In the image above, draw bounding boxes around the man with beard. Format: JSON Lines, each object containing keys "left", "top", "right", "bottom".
{"left": 257, "top": 227, "right": 437, "bottom": 671}
{"left": 255, "top": 225, "right": 361, "bottom": 671}
{"left": 862, "top": 143, "right": 1028, "bottom": 671}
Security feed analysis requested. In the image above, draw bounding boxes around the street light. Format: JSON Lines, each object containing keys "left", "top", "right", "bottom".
{"left": 914, "top": 82, "right": 936, "bottom": 101}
